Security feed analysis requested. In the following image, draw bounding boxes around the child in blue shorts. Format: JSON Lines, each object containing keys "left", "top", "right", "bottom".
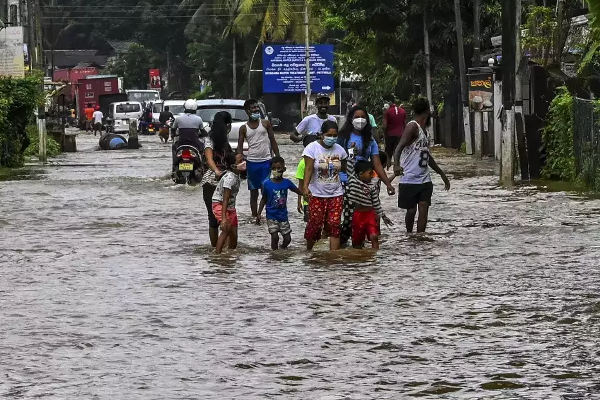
{"left": 257, "top": 156, "right": 304, "bottom": 250}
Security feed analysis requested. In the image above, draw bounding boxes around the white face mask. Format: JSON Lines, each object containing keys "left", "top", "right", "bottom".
{"left": 352, "top": 117, "right": 367, "bottom": 131}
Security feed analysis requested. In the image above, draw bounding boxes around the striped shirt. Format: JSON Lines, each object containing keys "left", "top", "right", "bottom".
{"left": 346, "top": 156, "right": 384, "bottom": 217}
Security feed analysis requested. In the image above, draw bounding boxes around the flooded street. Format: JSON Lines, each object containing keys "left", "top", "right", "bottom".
{"left": 2, "top": 133, "right": 600, "bottom": 399}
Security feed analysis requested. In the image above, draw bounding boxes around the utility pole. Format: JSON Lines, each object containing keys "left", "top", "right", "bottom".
{"left": 423, "top": 10, "right": 434, "bottom": 141}
{"left": 33, "top": 0, "right": 46, "bottom": 161}
{"left": 304, "top": 0, "right": 311, "bottom": 117}
{"left": 26, "top": 0, "right": 35, "bottom": 69}
{"left": 232, "top": 36, "right": 237, "bottom": 98}
{"left": 454, "top": 0, "right": 472, "bottom": 154}
{"left": 501, "top": 0, "right": 517, "bottom": 185}
{"left": 473, "top": 0, "right": 481, "bottom": 67}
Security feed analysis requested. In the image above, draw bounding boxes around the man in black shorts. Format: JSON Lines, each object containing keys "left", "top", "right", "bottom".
{"left": 394, "top": 98, "right": 450, "bottom": 233}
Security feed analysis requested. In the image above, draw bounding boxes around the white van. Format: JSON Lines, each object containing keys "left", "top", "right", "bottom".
{"left": 152, "top": 100, "right": 186, "bottom": 124}
{"left": 108, "top": 101, "right": 143, "bottom": 133}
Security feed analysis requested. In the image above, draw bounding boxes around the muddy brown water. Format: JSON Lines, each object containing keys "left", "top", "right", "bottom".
{"left": 2, "top": 134, "right": 600, "bottom": 399}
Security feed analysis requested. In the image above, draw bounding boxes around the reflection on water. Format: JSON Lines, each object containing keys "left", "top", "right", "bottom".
{"left": 1, "top": 134, "right": 600, "bottom": 398}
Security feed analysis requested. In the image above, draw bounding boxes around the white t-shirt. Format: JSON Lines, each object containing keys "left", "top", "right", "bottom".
{"left": 302, "top": 141, "right": 347, "bottom": 198}
{"left": 93, "top": 111, "right": 103, "bottom": 124}
{"left": 296, "top": 114, "right": 337, "bottom": 136}
{"left": 212, "top": 171, "right": 241, "bottom": 210}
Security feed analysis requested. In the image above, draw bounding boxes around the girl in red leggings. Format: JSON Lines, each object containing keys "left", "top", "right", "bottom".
{"left": 302, "top": 120, "right": 348, "bottom": 250}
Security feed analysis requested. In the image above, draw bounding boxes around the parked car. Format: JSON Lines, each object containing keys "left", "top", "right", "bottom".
{"left": 196, "top": 99, "right": 280, "bottom": 152}
{"left": 107, "top": 101, "right": 143, "bottom": 133}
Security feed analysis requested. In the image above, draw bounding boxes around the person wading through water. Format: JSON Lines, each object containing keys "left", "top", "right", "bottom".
{"left": 202, "top": 111, "right": 234, "bottom": 247}
{"left": 393, "top": 98, "right": 450, "bottom": 234}
{"left": 337, "top": 105, "right": 395, "bottom": 245}
{"left": 290, "top": 93, "right": 337, "bottom": 143}
{"left": 237, "top": 98, "right": 280, "bottom": 221}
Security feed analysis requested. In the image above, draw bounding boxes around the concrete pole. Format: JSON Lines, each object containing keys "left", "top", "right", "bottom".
{"left": 339, "top": 63, "right": 342, "bottom": 115}
{"left": 454, "top": 0, "right": 473, "bottom": 154}
{"left": 474, "top": 111, "right": 482, "bottom": 158}
{"left": 501, "top": 0, "right": 516, "bottom": 185}
{"left": 473, "top": 0, "right": 481, "bottom": 67}
{"left": 248, "top": 40, "right": 261, "bottom": 98}
{"left": 515, "top": 0, "right": 522, "bottom": 115}
{"left": 304, "top": 1, "right": 311, "bottom": 117}
{"left": 423, "top": 10, "right": 434, "bottom": 143}
{"left": 232, "top": 36, "right": 237, "bottom": 98}
{"left": 33, "top": 0, "right": 46, "bottom": 161}
{"left": 494, "top": 79, "right": 502, "bottom": 160}
{"left": 501, "top": 108, "right": 514, "bottom": 185}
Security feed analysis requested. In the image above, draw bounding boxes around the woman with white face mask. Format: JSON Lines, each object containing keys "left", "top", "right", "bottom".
{"left": 337, "top": 105, "right": 396, "bottom": 245}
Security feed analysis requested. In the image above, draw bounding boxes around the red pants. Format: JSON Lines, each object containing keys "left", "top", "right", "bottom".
{"left": 304, "top": 195, "right": 343, "bottom": 241}
{"left": 352, "top": 209, "right": 379, "bottom": 246}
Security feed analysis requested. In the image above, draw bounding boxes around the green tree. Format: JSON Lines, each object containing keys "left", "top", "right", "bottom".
{"left": 316, "top": 0, "right": 503, "bottom": 112}
{"left": 106, "top": 44, "right": 155, "bottom": 89}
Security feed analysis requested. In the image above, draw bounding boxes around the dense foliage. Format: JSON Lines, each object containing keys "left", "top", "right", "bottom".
{"left": 106, "top": 44, "right": 157, "bottom": 89}
{"left": 23, "top": 125, "right": 62, "bottom": 159}
{"left": 541, "top": 88, "right": 575, "bottom": 181}
{"left": 0, "top": 75, "right": 44, "bottom": 167}
{"left": 317, "top": 0, "right": 502, "bottom": 111}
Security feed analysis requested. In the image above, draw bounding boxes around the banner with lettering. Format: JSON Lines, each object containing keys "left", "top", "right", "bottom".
{"left": 149, "top": 69, "right": 161, "bottom": 89}
{"left": 468, "top": 73, "right": 493, "bottom": 112}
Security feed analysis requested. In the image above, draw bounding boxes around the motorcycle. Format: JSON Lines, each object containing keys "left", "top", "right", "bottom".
{"left": 148, "top": 122, "right": 156, "bottom": 135}
{"left": 172, "top": 145, "right": 203, "bottom": 185}
{"left": 158, "top": 118, "right": 172, "bottom": 143}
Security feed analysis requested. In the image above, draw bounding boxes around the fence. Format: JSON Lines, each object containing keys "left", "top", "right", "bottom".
{"left": 573, "top": 97, "right": 600, "bottom": 188}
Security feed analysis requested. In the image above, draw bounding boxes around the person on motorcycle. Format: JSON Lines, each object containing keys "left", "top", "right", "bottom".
{"left": 171, "top": 99, "right": 206, "bottom": 170}
{"left": 159, "top": 105, "right": 174, "bottom": 126}
{"left": 139, "top": 106, "right": 153, "bottom": 134}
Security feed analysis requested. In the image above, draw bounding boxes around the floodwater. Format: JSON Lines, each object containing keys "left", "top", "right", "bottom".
{"left": 1, "top": 133, "right": 600, "bottom": 399}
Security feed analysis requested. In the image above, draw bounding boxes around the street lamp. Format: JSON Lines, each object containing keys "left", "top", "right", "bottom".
{"left": 248, "top": 39, "right": 261, "bottom": 98}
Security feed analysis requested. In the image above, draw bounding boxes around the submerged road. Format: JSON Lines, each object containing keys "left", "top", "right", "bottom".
{"left": 1, "top": 133, "right": 600, "bottom": 398}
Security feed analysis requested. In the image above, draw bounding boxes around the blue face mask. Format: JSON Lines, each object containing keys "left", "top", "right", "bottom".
{"left": 250, "top": 113, "right": 261, "bottom": 120}
{"left": 323, "top": 136, "right": 337, "bottom": 147}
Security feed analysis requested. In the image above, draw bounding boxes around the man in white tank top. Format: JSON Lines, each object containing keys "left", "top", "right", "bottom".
{"left": 237, "top": 98, "right": 280, "bottom": 219}
{"left": 392, "top": 98, "right": 450, "bottom": 234}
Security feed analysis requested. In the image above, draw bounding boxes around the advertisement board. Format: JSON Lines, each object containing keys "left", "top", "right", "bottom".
{"left": 149, "top": 69, "right": 161, "bottom": 89}
{"left": 262, "top": 44, "right": 334, "bottom": 93}
{"left": 468, "top": 73, "right": 494, "bottom": 112}
{"left": 0, "top": 27, "right": 25, "bottom": 78}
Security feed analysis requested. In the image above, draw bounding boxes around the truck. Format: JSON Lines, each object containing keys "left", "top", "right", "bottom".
{"left": 53, "top": 66, "right": 99, "bottom": 99}
{"left": 75, "top": 75, "right": 120, "bottom": 125}
{"left": 126, "top": 89, "right": 160, "bottom": 105}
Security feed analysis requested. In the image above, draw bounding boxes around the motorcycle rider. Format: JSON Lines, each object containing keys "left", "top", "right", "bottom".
{"left": 171, "top": 99, "right": 206, "bottom": 171}
{"left": 139, "top": 106, "right": 153, "bottom": 134}
{"left": 159, "top": 105, "right": 174, "bottom": 126}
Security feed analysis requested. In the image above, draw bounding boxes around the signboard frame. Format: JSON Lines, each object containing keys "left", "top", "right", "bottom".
{"left": 0, "top": 27, "right": 25, "bottom": 78}
{"left": 262, "top": 44, "right": 334, "bottom": 94}
{"left": 468, "top": 72, "right": 494, "bottom": 112}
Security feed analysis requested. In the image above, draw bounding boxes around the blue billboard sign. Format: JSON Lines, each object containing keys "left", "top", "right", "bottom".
{"left": 262, "top": 44, "right": 334, "bottom": 93}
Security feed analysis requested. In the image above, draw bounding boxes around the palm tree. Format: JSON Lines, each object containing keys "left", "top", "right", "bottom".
{"left": 234, "top": 0, "right": 304, "bottom": 42}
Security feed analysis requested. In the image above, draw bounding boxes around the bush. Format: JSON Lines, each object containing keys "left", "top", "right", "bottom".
{"left": 0, "top": 74, "right": 44, "bottom": 167}
{"left": 23, "top": 125, "right": 62, "bottom": 158}
{"left": 541, "top": 87, "right": 576, "bottom": 181}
